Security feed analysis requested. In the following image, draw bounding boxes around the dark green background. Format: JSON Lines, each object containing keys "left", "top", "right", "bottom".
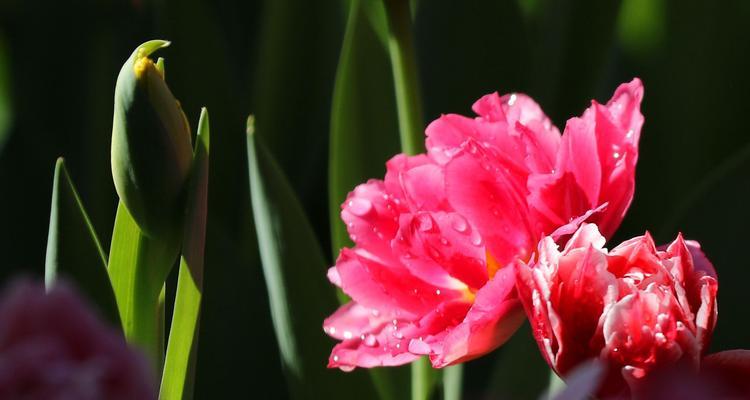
{"left": 0, "top": 0, "right": 748, "bottom": 398}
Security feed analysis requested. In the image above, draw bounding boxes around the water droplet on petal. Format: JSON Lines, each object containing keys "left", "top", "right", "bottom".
{"left": 348, "top": 198, "right": 373, "bottom": 216}
{"left": 394, "top": 331, "right": 404, "bottom": 339}
{"left": 613, "top": 152, "right": 621, "bottom": 159}
{"left": 343, "top": 331, "right": 353, "bottom": 340}
{"left": 470, "top": 232, "right": 483, "bottom": 246}
{"left": 451, "top": 215, "right": 468, "bottom": 233}
{"left": 333, "top": 355, "right": 340, "bottom": 362}
{"left": 507, "top": 93, "right": 517, "bottom": 106}
{"left": 364, "top": 334, "right": 377, "bottom": 347}
{"left": 435, "top": 289, "right": 441, "bottom": 296}
{"left": 329, "top": 327, "right": 337, "bottom": 335}
{"left": 340, "top": 365, "right": 355, "bottom": 372}
{"left": 440, "top": 238, "right": 449, "bottom": 246}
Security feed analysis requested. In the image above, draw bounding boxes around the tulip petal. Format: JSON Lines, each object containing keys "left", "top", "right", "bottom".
{"left": 341, "top": 180, "right": 401, "bottom": 263}
{"left": 444, "top": 142, "right": 534, "bottom": 265}
{"left": 393, "top": 211, "right": 488, "bottom": 290}
{"left": 427, "top": 266, "right": 525, "bottom": 367}
{"left": 332, "top": 249, "right": 460, "bottom": 318}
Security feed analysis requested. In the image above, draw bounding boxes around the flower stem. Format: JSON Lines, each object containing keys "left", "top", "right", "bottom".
{"left": 411, "top": 357, "right": 434, "bottom": 400}
{"left": 383, "top": 0, "right": 424, "bottom": 156}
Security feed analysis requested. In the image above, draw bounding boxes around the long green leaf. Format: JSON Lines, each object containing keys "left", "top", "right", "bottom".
{"left": 329, "top": 0, "right": 400, "bottom": 254}
{"left": 161, "top": 108, "right": 210, "bottom": 400}
{"left": 44, "top": 158, "right": 120, "bottom": 327}
{"left": 383, "top": 0, "right": 424, "bottom": 156}
{"left": 247, "top": 117, "right": 377, "bottom": 399}
{"left": 108, "top": 201, "right": 180, "bottom": 370}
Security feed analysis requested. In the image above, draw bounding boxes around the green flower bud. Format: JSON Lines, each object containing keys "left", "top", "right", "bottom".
{"left": 111, "top": 40, "right": 193, "bottom": 238}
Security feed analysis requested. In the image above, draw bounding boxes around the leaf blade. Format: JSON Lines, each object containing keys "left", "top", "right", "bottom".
{"left": 44, "top": 158, "right": 120, "bottom": 327}
{"left": 161, "top": 108, "right": 210, "bottom": 400}
{"left": 247, "top": 117, "right": 377, "bottom": 399}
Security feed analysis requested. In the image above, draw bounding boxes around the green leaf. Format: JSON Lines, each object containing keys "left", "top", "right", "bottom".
{"left": 247, "top": 117, "right": 377, "bottom": 399}
{"left": 329, "top": 0, "right": 400, "bottom": 255}
{"left": 161, "top": 108, "right": 210, "bottom": 400}
{"left": 382, "top": 0, "right": 424, "bottom": 156}
{"left": 44, "top": 158, "right": 120, "bottom": 327}
{"left": 108, "top": 201, "right": 180, "bottom": 370}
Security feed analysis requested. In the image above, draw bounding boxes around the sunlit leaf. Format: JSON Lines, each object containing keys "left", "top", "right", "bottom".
{"left": 108, "top": 201, "right": 179, "bottom": 369}
{"left": 247, "top": 117, "right": 377, "bottom": 399}
{"left": 161, "top": 108, "right": 210, "bottom": 400}
{"left": 44, "top": 158, "right": 120, "bottom": 327}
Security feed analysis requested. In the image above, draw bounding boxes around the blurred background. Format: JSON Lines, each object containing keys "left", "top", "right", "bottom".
{"left": 0, "top": 0, "right": 749, "bottom": 398}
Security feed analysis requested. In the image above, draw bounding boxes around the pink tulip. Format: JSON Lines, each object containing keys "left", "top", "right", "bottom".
{"left": 515, "top": 223, "right": 719, "bottom": 397}
{"left": 325, "top": 79, "right": 644, "bottom": 370}
{"left": 0, "top": 280, "right": 155, "bottom": 399}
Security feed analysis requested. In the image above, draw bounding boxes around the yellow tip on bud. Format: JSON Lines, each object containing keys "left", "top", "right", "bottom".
{"left": 133, "top": 56, "right": 154, "bottom": 80}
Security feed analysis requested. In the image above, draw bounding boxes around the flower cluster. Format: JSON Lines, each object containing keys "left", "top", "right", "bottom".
{"left": 324, "top": 78, "right": 750, "bottom": 397}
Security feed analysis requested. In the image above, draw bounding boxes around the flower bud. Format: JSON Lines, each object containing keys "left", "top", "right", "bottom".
{"left": 111, "top": 40, "right": 192, "bottom": 238}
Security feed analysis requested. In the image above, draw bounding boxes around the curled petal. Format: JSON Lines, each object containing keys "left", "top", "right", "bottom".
{"left": 424, "top": 267, "right": 525, "bottom": 367}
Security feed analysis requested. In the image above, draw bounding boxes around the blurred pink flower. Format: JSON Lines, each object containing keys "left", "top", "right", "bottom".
{"left": 0, "top": 280, "right": 155, "bottom": 400}
{"left": 515, "top": 223, "right": 718, "bottom": 397}
{"left": 325, "top": 79, "right": 644, "bottom": 370}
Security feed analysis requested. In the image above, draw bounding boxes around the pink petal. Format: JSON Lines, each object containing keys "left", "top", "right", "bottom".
{"left": 341, "top": 180, "right": 401, "bottom": 263}
{"left": 393, "top": 211, "right": 488, "bottom": 290}
{"left": 425, "top": 114, "right": 478, "bottom": 165}
{"left": 384, "top": 154, "right": 447, "bottom": 211}
{"left": 444, "top": 142, "right": 535, "bottom": 265}
{"left": 332, "top": 248, "right": 459, "bottom": 318}
{"left": 427, "top": 266, "right": 525, "bottom": 367}
{"left": 323, "top": 302, "right": 391, "bottom": 341}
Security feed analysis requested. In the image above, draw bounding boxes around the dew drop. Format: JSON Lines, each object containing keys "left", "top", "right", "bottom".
{"left": 507, "top": 93, "right": 518, "bottom": 106}
{"left": 347, "top": 198, "right": 373, "bottom": 216}
{"left": 470, "top": 232, "right": 483, "bottom": 246}
{"left": 435, "top": 289, "right": 442, "bottom": 296}
{"left": 451, "top": 215, "right": 468, "bottom": 233}
{"left": 394, "top": 331, "right": 404, "bottom": 339}
{"left": 343, "top": 331, "right": 353, "bottom": 340}
{"left": 364, "top": 334, "right": 377, "bottom": 347}
{"left": 613, "top": 152, "right": 621, "bottom": 159}
{"left": 333, "top": 355, "right": 340, "bottom": 362}
{"left": 440, "top": 238, "right": 449, "bottom": 246}
{"left": 340, "top": 365, "right": 355, "bottom": 372}
{"left": 371, "top": 309, "right": 380, "bottom": 317}
{"left": 329, "top": 327, "right": 337, "bottom": 335}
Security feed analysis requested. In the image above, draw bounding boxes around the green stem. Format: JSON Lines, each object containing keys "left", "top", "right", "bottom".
{"left": 383, "top": 0, "right": 424, "bottom": 156}
{"left": 411, "top": 357, "right": 435, "bottom": 400}
{"left": 442, "top": 365, "right": 463, "bottom": 400}
{"left": 109, "top": 203, "right": 179, "bottom": 373}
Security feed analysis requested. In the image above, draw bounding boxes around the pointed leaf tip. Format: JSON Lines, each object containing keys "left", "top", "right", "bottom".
{"left": 246, "top": 114, "right": 255, "bottom": 137}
